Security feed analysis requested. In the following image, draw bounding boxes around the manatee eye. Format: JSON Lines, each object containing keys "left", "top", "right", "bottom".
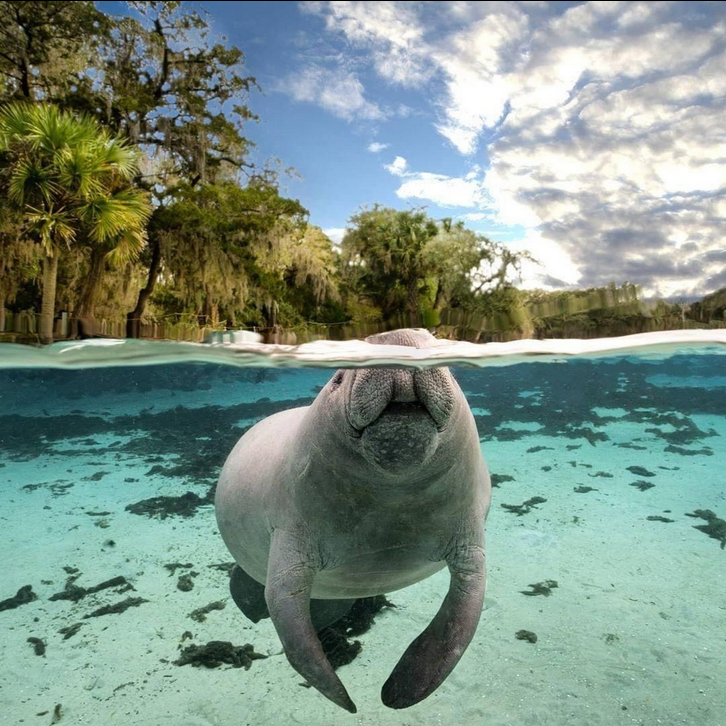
{"left": 330, "top": 372, "right": 344, "bottom": 390}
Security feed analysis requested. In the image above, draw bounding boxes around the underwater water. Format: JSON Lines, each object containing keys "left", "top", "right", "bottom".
{"left": 0, "top": 332, "right": 725, "bottom": 726}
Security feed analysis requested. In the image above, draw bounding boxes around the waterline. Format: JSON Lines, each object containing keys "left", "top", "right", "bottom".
{"left": 0, "top": 329, "right": 724, "bottom": 370}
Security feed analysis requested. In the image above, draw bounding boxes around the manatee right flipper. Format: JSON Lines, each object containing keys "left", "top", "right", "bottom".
{"left": 230, "top": 563, "right": 355, "bottom": 631}
{"left": 381, "top": 534, "right": 486, "bottom": 709}
{"left": 265, "top": 528, "right": 357, "bottom": 713}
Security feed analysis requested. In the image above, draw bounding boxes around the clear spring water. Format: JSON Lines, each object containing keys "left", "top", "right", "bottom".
{"left": 0, "top": 331, "right": 724, "bottom": 726}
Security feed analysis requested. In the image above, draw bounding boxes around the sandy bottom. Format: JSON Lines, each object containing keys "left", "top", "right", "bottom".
{"left": 1, "top": 360, "right": 725, "bottom": 726}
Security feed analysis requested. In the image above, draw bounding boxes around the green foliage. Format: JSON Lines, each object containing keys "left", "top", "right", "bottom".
{"left": 0, "top": 103, "right": 150, "bottom": 254}
{"left": 0, "top": 1, "right": 107, "bottom": 102}
{"left": 0, "top": 4, "right": 709, "bottom": 342}
{"left": 341, "top": 206, "right": 529, "bottom": 322}
{"left": 341, "top": 206, "right": 440, "bottom": 318}
{"left": 93, "top": 1, "right": 260, "bottom": 189}
{"left": 0, "top": 102, "right": 151, "bottom": 339}
{"left": 152, "top": 181, "right": 303, "bottom": 324}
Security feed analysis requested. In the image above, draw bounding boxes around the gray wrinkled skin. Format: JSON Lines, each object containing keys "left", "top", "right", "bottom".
{"left": 215, "top": 329, "right": 491, "bottom": 713}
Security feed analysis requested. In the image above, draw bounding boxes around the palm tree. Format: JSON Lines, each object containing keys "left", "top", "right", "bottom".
{"left": 0, "top": 103, "right": 150, "bottom": 343}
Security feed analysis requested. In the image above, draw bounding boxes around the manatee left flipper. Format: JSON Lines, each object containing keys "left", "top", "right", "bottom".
{"left": 230, "top": 564, "right": 269, "bottom": 623}
{"left": 229, "top": 563, "right": 354, "bottom": 630}
{"left": 265, "top": 528, "right": 357, "bottom": 714}
{"left": 381, "top": 538, "right": 486, "bottom": 709}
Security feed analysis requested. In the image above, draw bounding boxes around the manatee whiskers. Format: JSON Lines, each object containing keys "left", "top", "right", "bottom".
{"left": 348, "top": 367, "right": 454, "bottom": 433}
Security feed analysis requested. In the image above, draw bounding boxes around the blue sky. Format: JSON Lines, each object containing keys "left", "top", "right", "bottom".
{"left": 204, "top": 1, "right": 528, "bottom": 240}
{"left": 103, "top": 1, "right": 725, "bottom": 297}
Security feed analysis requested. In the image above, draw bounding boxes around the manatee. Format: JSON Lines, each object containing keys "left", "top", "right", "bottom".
{"left": 215, "top": 329, "right": 491, "bottom": 712}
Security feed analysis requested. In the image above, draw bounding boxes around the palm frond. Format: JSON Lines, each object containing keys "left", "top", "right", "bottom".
{"left": 106, "top": 227, "right": 147, "bottom": 265}
{"left": 55, "top": 147, "right": 105, "bottom": 199}
{"left": 99, "top": 138, "right": 140, "bottom": 179}
{"left": 25, "top": 206, "right": 77, "bottom": 253}
{"left": 0, "top": 103, "right": 35, "bottom": 150}
{"left": 8, "top": 160, "right": 58, "bottom": 207}
{"left": 81, "top": 188, "right": 151, "bottom": 243}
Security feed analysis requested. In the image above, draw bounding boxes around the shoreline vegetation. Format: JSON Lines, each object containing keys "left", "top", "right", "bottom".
{"left": 1, "top": 2, "right": 724, "bottom": 347}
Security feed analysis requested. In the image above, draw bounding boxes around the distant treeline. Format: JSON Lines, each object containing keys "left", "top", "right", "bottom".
{"left": 0, "top": 2, "right": 723, "bottom": 344}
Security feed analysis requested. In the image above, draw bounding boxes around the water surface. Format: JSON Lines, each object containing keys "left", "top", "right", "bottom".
{"left": 0, "top": 332, "right": 724, "bottom": 725}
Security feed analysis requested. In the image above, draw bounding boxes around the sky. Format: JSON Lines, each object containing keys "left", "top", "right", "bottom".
{"left": 109, "top": 1, "right": 725, "bottom": 297}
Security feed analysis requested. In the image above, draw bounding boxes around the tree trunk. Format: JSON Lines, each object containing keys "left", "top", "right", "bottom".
{"left": 126, "top": 236, "right": 161, "bottom": 338}
{"left": 433, "top": 283, "right": 445, "bottom": 312}
{"left": 20, "top": 52, "right": 32, "bottom": 98}
{"left": 407, "top": 280, "right": 419, "bottom": 314}
{"left": 0, "top": 291, "right": 6, "bottom": 333}
{"left": 40, "top": 253, "right": 59, "bottom": 344}
{"left": 75, "top": 247, "right": 107, "bottom": 319}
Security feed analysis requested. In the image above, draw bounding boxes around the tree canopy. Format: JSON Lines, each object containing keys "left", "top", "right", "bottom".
{"left": 0, "top": 1, "right": 545, "bottom": 343}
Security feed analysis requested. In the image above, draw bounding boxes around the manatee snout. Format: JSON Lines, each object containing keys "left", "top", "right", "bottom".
{"left": 348, "top": 368, "right": 455, "bottom": 472}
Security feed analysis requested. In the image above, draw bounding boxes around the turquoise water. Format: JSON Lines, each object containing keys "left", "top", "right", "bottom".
{"left": 0, "top": 337, "right": 725, "bottom": 725}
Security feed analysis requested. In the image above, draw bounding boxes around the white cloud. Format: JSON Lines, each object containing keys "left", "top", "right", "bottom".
{"left": 396, "top": 173, "right": 488, "bottom": 208}
{"left": 323, "top": 227, "right": 346, "bottom": 245}
{"left": 508, "top": 232, "right": 582, "bottom": 290}
{"left": 431, "top": 10, "right": 529, "bottom": 154}
{"left": 304, "top": 1, "right": 432, "bottom": 86}
{"left": 367, "top": 141, "right": 389, "bottom": 153}
{"left": 383, "top": 158, "right": 489, "bottom": 208}
{"left": 304, "top": 1, "right": 726, "bottom": 294}
{"left": 384, "top": 155, "right": 408, "bottom": 176}
{"left": 279, "top": 66, "right": 384, "bottom": 121}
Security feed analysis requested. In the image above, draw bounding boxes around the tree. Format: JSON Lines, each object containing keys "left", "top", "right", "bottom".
{"left": 0, "top": 1, "right": 105, "bottom": 102}
{"left": 90, "top": 1, "right": 264, "bottom": 335}
{"left": 422, "top": 219, "right": 527, "bottom": 311}
{"left": 341, "top": 206, "right": 439, "bottom": 319}
{"left": 0, "top": 103, "right": 150, "bottom": 343}
{"left": 341, "top": 207, "right": 529, "bottom": 322}
{"left": 283, "top": 225, "right": 341, "bottom": 318}
{"left": 147, "top": 181, "right": 309, "bottom": 328}
{"left": 0, "top": 1, "right": 266, "bottom": 336}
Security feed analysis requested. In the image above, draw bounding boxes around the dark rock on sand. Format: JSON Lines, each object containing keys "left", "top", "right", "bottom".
{"left": 664, "top": 445, "right": 713, "bottom": 456}
{"left": 49, "top": 575, "right": 130, "bottom": 603}
{"left": 27, "top": 637, "right": 46, "bottom": 656}
{"left": 177, "top": 573, "right": 198, "bottom": 592}
{"left": 0, "top": 585, "right": 37, "bottom": 612}
{"left": 490, "top": 474, "right": 515, "bottom": 488}
{"left": 520, "top": 580, "right": 558, "bottom": 597}
{"left": 175, "top": 641, "right": 267, "bottom": 669}
{"left": 189, "top": 601, "right": 226, "bottom": 623}
{"left": 58, "top": 623, "right": 84, "bottom": 640}
{"left": 83, "top": 597, "right": 148, "bottom": 618}
{"left": 685, "top": 510, "right": 726, "bottom": 549}
{"left": 318, "top": 596, "right": 396, "bottom": 670}
{"left": 515, "top": 630, "right": 537, "bottom": 644}
{"left": 501, "top": 497, "right": 547, "bottom": 516}
{"left": 126, "top": 491, "right": 213, "bottom": 519}
{"left": 627, "top": 465, "right": 656, "bottom": 477}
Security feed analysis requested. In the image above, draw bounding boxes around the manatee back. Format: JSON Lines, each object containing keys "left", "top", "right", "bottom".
{"left": 365, "top": 328, "right": 436, "bottom": 348}
{"left": 215, "top": 406, "right": 308, "bottom": 580}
